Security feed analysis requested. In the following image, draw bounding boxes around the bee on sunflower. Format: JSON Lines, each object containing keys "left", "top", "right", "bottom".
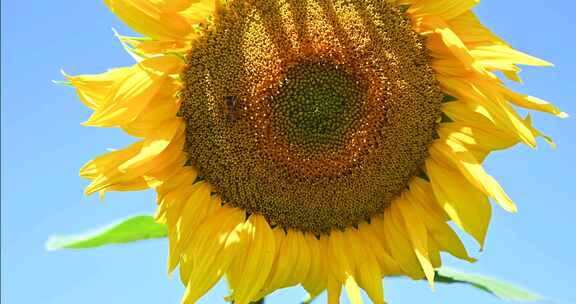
{"left": 65, "top": 0, "right": 565, "bottom": 303}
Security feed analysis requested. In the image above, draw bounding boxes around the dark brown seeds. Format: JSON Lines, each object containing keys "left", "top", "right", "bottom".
{"left": 179, "top": 0, "right": 443, "bottom": 234}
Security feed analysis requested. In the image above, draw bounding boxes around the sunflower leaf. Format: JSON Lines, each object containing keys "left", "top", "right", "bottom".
{"left": 435, "top": 267, "right": 543, "bottom": 302}
{"left": 46, "top": 215, "right": 167, "bottom": 250}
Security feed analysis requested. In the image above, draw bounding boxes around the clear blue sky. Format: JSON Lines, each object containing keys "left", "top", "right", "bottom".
{"left": 1, "top": 1, "right": 575, "bottom": 303}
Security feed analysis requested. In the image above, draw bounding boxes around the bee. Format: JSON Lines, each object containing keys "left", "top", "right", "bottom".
{"left": 225, "top": 95, "right": 239, "bottom": 122}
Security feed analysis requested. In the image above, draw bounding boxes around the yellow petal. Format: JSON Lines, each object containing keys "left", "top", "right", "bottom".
{"left": 327, "top": 230, "right": 354, "bottom": 281}
{"left": 426, "top": 156, "right": 492, "bottom": 246}
{"left": 439, "top": 123, "right": 518, "bottom": 152}
{"left": 501, "top": 87, "right": 567, "bottom": 118}
{"left": 437, "top": 75, "right": 537, "bottom": 147}
{"left": 181, "top": 0, "right": 217, "bottom": 25}
{"left": 442, "top": 101, "right": 493, "bottom": 127}
{"left": 445, "top": 11, "right": 553, "bottom": 80}
{"left": 227, "top": 215, "right": 276, "bottom": 304}
{"left": 437, "top": 122, "right": 519, "bottom": 162}
{"left": 80, "top": 143, "right": 138, "bottom": 180}
{"left": 471, "top": 45, "right": 553, "bottom": 68}
{"left": 159, "top": 185, "right": 196, "bottom": 271}
{"left": 347, "top": 230, "right": 384, "bottom": 304}
{"left": 257, "top": 230, "right": 291, "bottom": 296}
{"left": 328, "top": 231, "right": 363, "bottom": 303}
{"left": 408, "top": 178, "right": 449, "bottom": 221}
{"left": 427, "top": 237, "right": 442, "bottom": 268}
{"left": 358, "top": 220, "right": 402, "bottom": 276}
{"left": 410, "top": 0, "right": 479, "bottom": 21}
{"left": 344, "top": 276, "right": 364, "bottom": 304}
{"left": 421, "top": 16, "right": 483, "bottom": 75}
{"left": 446, "top": 11, "right": 504, "bottom": 45}
{"left": 261, "top": 230, "right": 309, "bottom": 294}
{"left": 118, "top": 120, "right": 182, "bottom": 172}
{"left": 82, "top": 127, "right": 185, "bottom": 196}
{"left": 156, "top": 178, "right": 196, "bottom": 225}
{"left": 432, "top": 139, "right": 517, "bottom": 213}
{"left": 286, "top": 231, "right": 311, "bottom": 285}
{"left": 103, "top": 178, "right": 153, "bottom": 192}
{"left": 409, "top": 179, "right": 474, "bottom": 262}
{"left": 156, "top": 167, "right": 198, "bottom": 199}
{"left": 157, "top": 0, "right": 198, "bottom": 11}
{"left": 180, "top": 205, "right": 246, "bottom": 304}
{"left": 382, "top": 208, "right": 424, "bottom": 279}
{"left": 104, "top": 0, "right": 195, "bottom": 39}
{"left": 317, "top": 236, "right": 338, "bottom": 304}
{"left": 302, "top": 233, "right": 328, "bottom": 299}
{"left": 121, "top": 80, "right": 181, "bottom": 137}
{"left": 394, "top": 197, "right": 435, "bottom": 289}
{"left": 171, "top": 181, "right": 213, "bottom": 268}
{"left": 325, "top": 232, "right": 364, "bottom": 303}
{"left": 116, "top": 34, "right": 191, "bottom": 56}
{"left": 524, "top": 114, "right": 557, "bottom": 149}
{"left": 442, "top": 102, "right": 521, "bottom": 154}
{"left": 431, "top": 58, "right": 469, "bottom": 77}
{"left": 327, "top": 274, "right": 342, "bottom": 304}
{"left": 64, "top": 68, "right": 129, "bottom": 110}
{"left": 253, "top": 230, "right": 284, "bottom": 300}
{"left": 81, "top": 143, "right": 142, "bottom": 195}
{"left": 83, "top": 56, "right": 182, "bottom": 127}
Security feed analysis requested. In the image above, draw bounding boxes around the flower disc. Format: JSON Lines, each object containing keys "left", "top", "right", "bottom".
{"left": 180, "top": 0, "right": 443, "bottom": 233}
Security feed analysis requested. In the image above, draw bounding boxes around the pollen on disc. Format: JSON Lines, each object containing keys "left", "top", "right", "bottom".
{"left": 179, "top": 0, "right": 443, "bottom": 234}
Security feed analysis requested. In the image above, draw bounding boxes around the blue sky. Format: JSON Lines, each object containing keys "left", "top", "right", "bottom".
{"left": 1, "top": 1, "right": 575, "bottom": 303}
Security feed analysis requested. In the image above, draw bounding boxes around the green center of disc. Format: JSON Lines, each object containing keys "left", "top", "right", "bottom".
{"left": 270, "top": 62, "right": 364, "bottom": 154}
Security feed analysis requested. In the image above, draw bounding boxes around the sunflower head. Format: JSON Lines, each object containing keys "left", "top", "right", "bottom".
{"left": 67, "top": 0, "right": 564, "bottom": 303}
{"left": 180, "top": 0, "right": 443, "bottom": 233}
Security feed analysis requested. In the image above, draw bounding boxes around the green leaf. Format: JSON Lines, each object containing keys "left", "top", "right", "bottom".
{"left": 46, "top": 215, "right": 167, "bottom": 250}
{"left": 435, "top": 267, "right": 543, "bottom": 302}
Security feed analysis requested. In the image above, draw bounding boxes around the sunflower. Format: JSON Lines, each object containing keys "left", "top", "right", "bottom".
{"left": 66, "top": 0, "right": 565, "bottom": 303}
